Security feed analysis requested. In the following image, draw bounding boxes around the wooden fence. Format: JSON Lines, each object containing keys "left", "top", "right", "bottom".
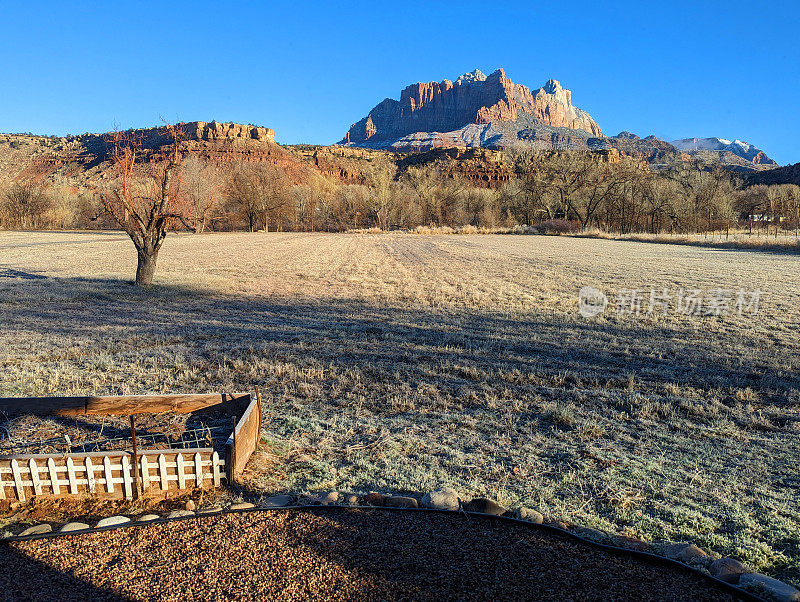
{"left": 0, "top": 449, "right": 225, "bottom": 502}
{"left": 0, "top": 391, "right": 261, "bottom": 502}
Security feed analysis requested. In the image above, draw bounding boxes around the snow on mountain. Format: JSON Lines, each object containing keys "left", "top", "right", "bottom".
{"left": 671, "top": 137, "right": 775, "bottom": 165}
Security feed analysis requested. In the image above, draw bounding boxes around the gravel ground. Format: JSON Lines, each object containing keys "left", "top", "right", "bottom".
{"left": 1, "top": 509, "right": 744, "bottom": 601}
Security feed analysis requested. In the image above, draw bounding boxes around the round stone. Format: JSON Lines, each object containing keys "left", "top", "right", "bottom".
{"left": 95, "top": 516, "right": 131, "bottom": 528}
{"left": 18, "top": 524, "right": 53, "bottom": 537}
{"left": 262, "top": 495, "right": 293, "bottom": 508}
{"left": 384, "top": 496, "right": 418, "bottom": 509}
{"left": 739, "top": 574, "right": 800, "bottom": 602}
{"left": 363, "top": 492, "right": 385, "bottom": 506}
{"left": 421, "top": 488, "right": 461, "bottom": 511}
{"left": 60, "top": 522, "right": 91, "bottom": 533}
{"left": 463, "top": 498, "right": 506, "bottom": 516}
{"left": 514, "top": 507, "right": 544, "bottom": 524}
{"left": 710, "top": 557, "right": 747, "bottom": 584}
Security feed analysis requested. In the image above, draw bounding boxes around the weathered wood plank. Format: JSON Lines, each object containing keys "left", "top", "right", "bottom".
{"left": 121, "top": 456, "right": 133, "bottom": 500}
{"left": 29, "top": 459, "right": 42, "bottom": 495}
{"left": 85, "top": 457, "right": 95, "bottom": 493}
{"left": 140, "top": 455, "right": 150, "bottom": 491}
{"left": 66, "top": 457, "right": 77, "bottom": 494}
{"left": 0, "top": 393, "right": 251, "bottom": 417}
{"left": 194, "top": 453, "right": 203, "bottom": 487}
{"left": 176, "top": 453, "right": 186, "bottom": 489}
{"left": 228, "top": 395, "right": 260, "bottom": 482}
{"left": 47, "top": 457, "right": 60, "bottom": 495}
{"left": 11, "top": 459, "right": 25, "bottom": 502}
{"left": 103, "top": 456, "right": 114, "bottom": 493}
{"left": 212, "top": 452, "right": 221, "bottom": 487}
{"left": 158, "top": 454, "right": 168, "bottom": 491}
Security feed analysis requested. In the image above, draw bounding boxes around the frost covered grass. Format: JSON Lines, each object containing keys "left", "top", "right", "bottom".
{"left": 0, "top": 230, "right": 798, "bottom": 585}
{"left": 575, "top": 229, "right": 800, "bottom": 252}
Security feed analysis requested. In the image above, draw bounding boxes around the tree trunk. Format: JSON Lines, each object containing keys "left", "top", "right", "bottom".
{"left": 136, "top": 248, "right": 158, "bottom": 286}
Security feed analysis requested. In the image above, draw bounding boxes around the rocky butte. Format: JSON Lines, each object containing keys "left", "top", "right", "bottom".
{"left": 340, "top": 68, "right": 603, "bottom": 151}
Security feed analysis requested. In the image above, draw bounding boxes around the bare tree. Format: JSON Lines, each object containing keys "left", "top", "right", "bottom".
{"left": 101, "top": 123, "right": 184, "bottom": 286}
{"left": 181, "top": 155, "right": 222, "bottom": 233}
{"left": 402, "top": 166, "right": 459, "bottom": 226}
{"left": 226, "top": 163, "right": 291, "bottom": 232}
{"left": 362, "top": 156, "right": 396, "bottom": 230}
{"left": 0, "top": 181, "right": 52, "bottom": 229}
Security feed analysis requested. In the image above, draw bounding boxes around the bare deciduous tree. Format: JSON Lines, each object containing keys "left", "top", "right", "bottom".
{"left": 226, "top": 163, "right": 291, "bottom": 232}
{"left": 180, "top": 155, "right": 222, "bottom": 234}
{"left": 0, "top": 181, "right": 52, "bottom": 229}
{"left": 102, "top": 123, "right": 185, "bottom": 286}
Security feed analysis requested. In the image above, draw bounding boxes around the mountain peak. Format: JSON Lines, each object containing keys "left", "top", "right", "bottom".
{"left": 340, "top": 69, "right": 601, "bottom": 149}
{"left": 671, "top": 137, "right": 776, "bottom": 165}
{"left": 543, "top": 79, "right": 563, "bottom": 94}
{"left": 455, "top": 69, "right": 487, "bottom": 85}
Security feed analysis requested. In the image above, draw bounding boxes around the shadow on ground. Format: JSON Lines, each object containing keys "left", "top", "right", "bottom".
{"left": 0, "top": 274, "right": 794, "bottom": 397}
{"left": 0, "top": 509, "right": 747, "bottom": 601}
{"left": 0, "top": 542, "right": 128, "bottom": 601}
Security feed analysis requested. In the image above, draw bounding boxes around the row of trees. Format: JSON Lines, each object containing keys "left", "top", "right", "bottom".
{"left": 4, "top": 150, "right": 798, "bottom": 237}
{"left": 2, "top": 134, "right": 799, "bottom": 284}
{"left": 502, "top": 151, "right": 800, "bottom": 234}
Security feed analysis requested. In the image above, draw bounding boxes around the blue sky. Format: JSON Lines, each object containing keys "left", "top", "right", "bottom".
{"left": 1, "top": 1, "right": 798, "bottom": 163}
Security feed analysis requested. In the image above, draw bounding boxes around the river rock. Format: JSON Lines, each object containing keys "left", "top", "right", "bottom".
{"left": 384, "top": 496, "right": 418, "bottom": 509}
{"left": 96, "top": 516, "right": 131, "bottom": 528}
{"left": 514, "top": 507, "right": 544, "bottom": 523}
{"left": 60, "top": 522, "right": 91, "bottom": 533}
{"left": 18, "top": 524, "right": 52, "bottom": 536}
{"left": 421, "top": 488, "right": 460, "bottom": 511}
{"left": 739, "top": 574, "right": 800, "bottom": 602}
{"left": 710, "top": 557, "right": 747, "bottom": 584}
{"left": 463, "top": 498, "right": 506, "bottom": 516}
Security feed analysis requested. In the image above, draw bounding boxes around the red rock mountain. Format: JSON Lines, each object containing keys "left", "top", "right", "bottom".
{"left": 341, "top": 68, "right": 602, "bottom": 151}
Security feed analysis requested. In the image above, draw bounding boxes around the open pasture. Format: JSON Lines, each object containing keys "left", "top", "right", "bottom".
{"left": 0, "top": 231, "right": 798, "bottom": 585}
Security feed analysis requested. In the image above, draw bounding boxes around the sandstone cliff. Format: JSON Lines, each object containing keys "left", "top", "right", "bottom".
{"left": 341, "top": 69, "right": 602, "bottom": 150}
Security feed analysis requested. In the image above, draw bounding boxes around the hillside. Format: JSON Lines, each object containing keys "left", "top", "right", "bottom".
{"left": 0, "top": 122, "right": 326, "bottom": 193}
{"left": 746, "top": 161, "right": 800, "bottom": 186}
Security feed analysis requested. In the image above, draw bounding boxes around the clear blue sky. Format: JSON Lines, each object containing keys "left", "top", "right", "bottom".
{"left": 1, "top": 1, "right": 798, "bottom": 164}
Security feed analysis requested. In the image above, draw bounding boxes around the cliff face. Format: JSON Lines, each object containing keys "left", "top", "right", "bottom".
{"left": 185, "top": 121, "right": 275, "bottom": 143}
{"left": 341, "top": 69, "right": 602, "bottom": 149}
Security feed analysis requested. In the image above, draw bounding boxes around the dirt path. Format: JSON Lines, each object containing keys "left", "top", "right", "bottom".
{"left": 1, "top": 509, "right": 744, "bottom": 601}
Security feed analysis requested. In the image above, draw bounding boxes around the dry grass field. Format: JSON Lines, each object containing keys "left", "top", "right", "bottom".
{"left": 1, "top": 231, "right": 798, "bottom": 585}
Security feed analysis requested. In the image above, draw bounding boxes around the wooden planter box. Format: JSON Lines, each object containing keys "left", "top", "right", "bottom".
{"left": 0, "top": 392, "right": 261, "bottom": 502}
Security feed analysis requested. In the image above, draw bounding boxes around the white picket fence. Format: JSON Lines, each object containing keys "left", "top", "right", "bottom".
{"left": 0, "top": 448, "right": 225, "bottom": 502}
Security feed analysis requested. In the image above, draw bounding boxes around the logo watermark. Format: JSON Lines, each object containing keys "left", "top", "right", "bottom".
{"left": 578, "top": 286, "right": 609, "bottom": 318}
{"left": 578, "top": 286, "right": 760, "bottom": 318}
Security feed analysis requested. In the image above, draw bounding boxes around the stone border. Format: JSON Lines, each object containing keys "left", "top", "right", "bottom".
{"left": 2, "top": 490, "right": 796, "bottom": 602}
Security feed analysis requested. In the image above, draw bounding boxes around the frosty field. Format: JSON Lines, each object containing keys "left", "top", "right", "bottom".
{"left": 0, "top": 231, "right": 798, "bottom": 585}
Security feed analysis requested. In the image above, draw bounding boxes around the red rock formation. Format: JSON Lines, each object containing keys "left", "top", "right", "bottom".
{"left": 342, "top": 68, "right": 602, "bottom": 148}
